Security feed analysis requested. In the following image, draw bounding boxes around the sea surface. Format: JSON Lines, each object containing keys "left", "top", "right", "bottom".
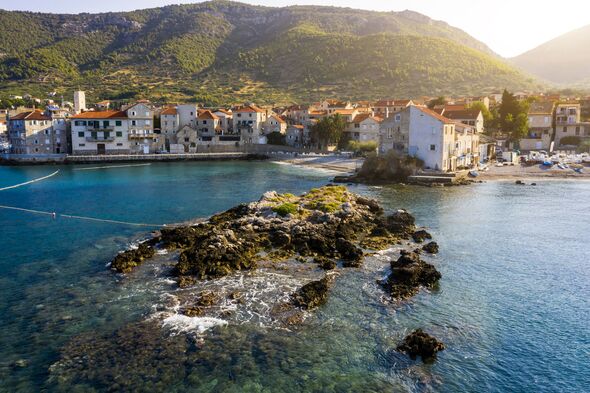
{"left": 0, "top": 161, "right": 588, "bottom": 392}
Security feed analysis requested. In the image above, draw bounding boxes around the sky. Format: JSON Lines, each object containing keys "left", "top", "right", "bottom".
{"left": 1, "top": 0, "right": 589, "bottom": 57}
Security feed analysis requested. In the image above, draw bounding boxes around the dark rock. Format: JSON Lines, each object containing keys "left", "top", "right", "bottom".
{"left": 384, "top": 210, "right": 416, "bottom": 237}
{"left": 269, "top": 230, "right": 291, "bottom": 247}
{"left": 194, "top": 291, "right": 220, "bottom": 307}
{"left": 314, "top": 256, "right": 336, "bottom": 270}
{"left": 385, "top": 251, "right": 441, "bottom": 299}
{"left": 293, "top": 277, "right": 332, "bottom": 310}
{"left": 515, "top": 180, "right": 525, "bottom": 185}
{"left": 182, "top": 307, "right": 204, "bottom": 317}
{"left": 336, "top": 238, "right": 363, "bottom": 267}
{"left": 111, "top": 243, "right": 155, "bottom": 273}
{"left": 422, "top": 241, "right": 439, "bottom": 254}
{"left": 531, "top": 183, "right": 537, "bottom": 186}
{"left": 397, "top": 329, "right": 445, "bottom": 361}
{"left": 356, "top": 196, "right": 383, "bottom": 214}
{"left": 412, "top": 230, "right": 432, "bottom": 243}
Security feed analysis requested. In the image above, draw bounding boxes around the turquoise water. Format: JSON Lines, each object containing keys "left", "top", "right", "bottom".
{"left": 0, "top": 162, "right": 588, "bottom": 392}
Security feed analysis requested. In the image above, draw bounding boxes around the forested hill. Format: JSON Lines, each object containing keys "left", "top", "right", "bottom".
{"left": 0, "top": 1, "right": 541, "bottom": 104}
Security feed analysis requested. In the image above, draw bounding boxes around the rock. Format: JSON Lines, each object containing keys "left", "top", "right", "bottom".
{"left": 177, "top": 276, "right": 197, "bottom": 288}
{"left": 515, "top": 180, "right": 525, "bottom": 185}
{"left": 269, "top": 230, "right": 291, "bottom": 247}
{"left": 293, "top": 277, "right": 332, "bottom": 310}
{"left": 385, "top": 251, "right": 441, "bottom": 299}
{"left": 182, "top": 307, "right": 204, "bottom": 317}
{"left": 422, "top": 241, "right": 439, "bottom": 254}
{"left": 356, "top": 196, "right": 383, "bottom": 214}
{"left": 412, "top": 230, "right": 432, "bottom": 243}
{"left": 397, "top": 329, "right": 445, "bottom": 361}
{"left": 194, "top": 291, "right": 220, "bottom": 307}
{"left": 384, "top": 210, "right": 416, "bottom": 237}
{"left": 314, "top": 256, "right": 336, "bottom": 270}
{"left": 12, "top": 359, "right": 28, "bottom": 368}
{"left": 336, "top": 238, "right": 363, "bottom": 267}
{"left": 110, "top": 243, "right": 155, "bottom": 273}
{"left": 531, "top": 183, "right": 537, "bottom": 186}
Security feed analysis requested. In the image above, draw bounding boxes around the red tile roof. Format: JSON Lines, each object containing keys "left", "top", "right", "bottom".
{"left": 71, "top": 110, "right": 127, "bottom": 119}
{"left": 415, "top": 106, "right": 454, "bottom": 124}
{"left": 198, "top": 110, "right": 219, "bottom": 120}
{"left": 270, "top": 114, "right": 286, "bottom": 124}
{"left": 351, "top": 113, "right": 383, "bottom": 124}
{"left": 235, "top": 105, "right": 265, "bottom": 113}
{"left": 10, "top": 110, "right": 51, "bottom": 121}
{"left": 160, "top": 107, "right": 178, "bottom": 115}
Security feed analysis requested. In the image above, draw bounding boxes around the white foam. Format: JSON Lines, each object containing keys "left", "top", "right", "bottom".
{"left": 162, "top": 314, "right": 228, "bottom": 335}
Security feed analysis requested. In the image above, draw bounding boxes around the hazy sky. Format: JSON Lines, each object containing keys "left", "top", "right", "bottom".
{"left": 2, "top": 0, "right": 589, "bottom": 57}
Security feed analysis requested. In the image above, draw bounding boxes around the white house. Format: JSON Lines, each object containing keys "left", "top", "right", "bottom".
{"left": 345, "top": 113, "right": 383, "bottom": 143}
{"left": 233, "top": 104, "right": 267, "bottom": 144}
{"left": 70, "top": 111, "right": 129, "bottom": 155}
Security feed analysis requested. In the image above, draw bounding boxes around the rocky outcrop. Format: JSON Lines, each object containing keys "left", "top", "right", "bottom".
{"left": 385, "top": 250, "right": 441, "bottom": 299}
{"left": 112, "top": 186, "right": 420, "bottom": 279}
{"left": 412, "top": 229, "right": 432, "bottom": 243}
{"left": 111, "top": 243, "right": 155, "bottom": 273}
{"left": 397, "top": 329, "right": 445, "bottom": 361}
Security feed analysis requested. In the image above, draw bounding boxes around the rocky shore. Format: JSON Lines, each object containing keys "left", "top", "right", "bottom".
{"left": 108, "top": 185, "right": 444, "bottom": 356}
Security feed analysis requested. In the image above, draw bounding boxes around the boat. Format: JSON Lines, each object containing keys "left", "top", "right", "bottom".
{"left": 557, "top": 164, "right": 565, "bottom": 170}
{"left": 542, "top": 161, "right": 553, "bottom": 167}
{"left": 574, "top": 167, "right": 584, "bottom": 174}
{"left": 468, "top": 170, "right": 479, "bottom": 178}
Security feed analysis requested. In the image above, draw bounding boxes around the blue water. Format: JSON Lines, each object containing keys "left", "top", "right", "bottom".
{"left": 0, "top": 162, "right": 588, "bottom": 392}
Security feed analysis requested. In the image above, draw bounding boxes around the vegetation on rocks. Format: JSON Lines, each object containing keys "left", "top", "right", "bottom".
{"left": 336, "top": 151, "right": 424, "bottom": 184}
{"left": 397, "top": 329, "right": 445, "bottom": 361}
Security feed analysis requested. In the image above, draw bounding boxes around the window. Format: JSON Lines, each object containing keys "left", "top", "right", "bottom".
{"left": 203, "top": 120, "right": 207, "bottom": 125}
{"left": 117, "top": 143, "right": 123, "bottom": 146}
{"left": 34, "top": 139, "right": 38, "bottom": 144}
{"left": 116, "top": 131, "right": 122, "bottom": 137}
{"left": 79, "top": 143, "right": 85, "bottom": 147}
{"left": 116, "top": 120, "right": 122, "bottom": 127}
{"left": 103, "top": 121, "right": 110, "bottom": 127}
{"left": 575, "top": 127, "right": 580, "bottom": 135}
{"left": 131, "top": 111, "right": 136, "bottom": 116}
{"left": 430, "top": 144, "right": 436, "bottom": 151}
{"left": 146, "top": 120, "right": 151, "bottom": 125}
{"left": 131, "top": 120, "right": 137, "bottom": 126}
{"left": 563, "top": 127, "right": 567, "bottom": 133}
{"left": 78, "top": 131, "right": 85, "bottom": 137}
{"left": 35, "top": 148, "right": 39, "bottom": 152}
{"left": 395, "top": 114, "right": 401, "bottom": 121}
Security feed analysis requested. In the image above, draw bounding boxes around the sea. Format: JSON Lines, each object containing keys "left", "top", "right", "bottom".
{"left": 0, "top": 161, "right": 588, "bottom": 392}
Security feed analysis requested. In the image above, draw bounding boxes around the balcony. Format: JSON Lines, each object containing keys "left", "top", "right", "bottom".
{"left": 86, "top": 136, "right": 115, "bottom": 142}
{"left": 87, "top": 126, "right": 114, "bottom": 132}
{"left": 128, "top": 133, "right": 156, "bottom": 139}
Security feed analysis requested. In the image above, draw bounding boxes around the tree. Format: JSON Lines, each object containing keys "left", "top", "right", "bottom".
{"left": 310, "top": 114, "right": 346, "bottom": 150}
{"left": 498, "top": 89, "right": 529, "bottom": 143}
{"left": 266, "top": 131, "right": 286, "bottom": 145}
{"left": 427, "top": 96, "right": 447, "bottom": 109}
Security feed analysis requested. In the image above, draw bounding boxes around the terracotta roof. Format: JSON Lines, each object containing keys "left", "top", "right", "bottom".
{"left": 10, "top": 110, "right": 51, "bottom": 121}
{"left": 443, "top": 109, "right": 481, "bottom": 120}
{"left": 333, "top": 109, "right": 356, "bottom": 115}
{"left": 415, "top": 106, "right": 454, "bottom": 124}
{"left": 235, "top": 105, "right": 265, "bottom": 113}
{"left": 71, "top": 110, "right": 127, "bottom": 119}
{"left": 443, "top": 104, "right": 467, "bottom": 111}
{"left": 214, "top": 109, "right": 232, "bottom": 116}
{"left": 308, "top": 110, "right": 327, "bottom": 116}
{"left": 374, "top": 99, "right": 413, "bottom": 107}
{"left": 528, "top": 102, "right": 554, "bottom": 115}
{"left": 96, "top": 100, "right": 110, "bottom": 105}
{"left": 197, "top": 110, "right": 219, "bottom": 120}
{"left": 351, "top": 113, "right": 383, "bottom": 124}
{"left": 160, "top": 107, "right": 178, "bottom": 115}
{"left": 289, "top": 124, "right": 305, "bottom": 129}
{"left": 270, "top": 114, "right": 286, "bottom": 124}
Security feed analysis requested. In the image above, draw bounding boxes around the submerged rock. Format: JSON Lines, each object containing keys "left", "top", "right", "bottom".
{"left": 397, "top": 329, "right": 445, "bottom": 361}
{"left": 422, "top": 241, "right": 439, "bottom": 254}
{"left": 385, "top": 251, "right": 441, "bottom": 299}
{"left": 293, "top": 276, "right": 333, "bottom": 310}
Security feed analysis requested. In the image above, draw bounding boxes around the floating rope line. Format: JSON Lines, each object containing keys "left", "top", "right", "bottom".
{"left": 0, "top": 204, "right": 166, "bottom": 228}
{"left": 0, "top": 170, "right": 60, "bottom": 191}
{"left": 74, "top": 163, "right": 152, "bottom": 171}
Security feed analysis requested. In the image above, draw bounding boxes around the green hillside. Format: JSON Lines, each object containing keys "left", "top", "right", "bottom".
{"left": 0, "top": 0, "right": 541, "bottom": 104}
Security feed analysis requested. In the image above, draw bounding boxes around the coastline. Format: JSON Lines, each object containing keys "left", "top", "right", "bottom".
{"left": 271, "top": 155, "right": 364, "bottom": 174}
{"left": 477, "top": 164, "right": 590, "bottom": 181}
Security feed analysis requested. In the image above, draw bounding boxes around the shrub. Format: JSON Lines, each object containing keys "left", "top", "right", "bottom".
{"left": 357, "top": 151, "right": 424, "bottom": 181}
{"left": 560, "top": 136, "right": 581, "bottom": 146}
{"left": 272, "top": 202, "right": 298, "bottom": 217}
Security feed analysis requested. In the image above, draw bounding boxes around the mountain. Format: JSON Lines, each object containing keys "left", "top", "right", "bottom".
{"left": 0, "top": 0, "right": 541, "bottom": 104}
{"left": 512, "top": 25, "right": 590, "bottom": 85}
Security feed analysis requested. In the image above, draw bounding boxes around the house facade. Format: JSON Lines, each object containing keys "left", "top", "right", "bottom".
{"left": 264, "top": 115, "right": 287, "bottom": 135}
{"left": 159, "top": 107, "right": 179, "bottom": 151}
{"left": 233, "top": 105, "right": 267, "bottom": 144}
{"left": 380, "top": 106, "right": 457, "bottom": 172}
{"left": 126, "top": 102, "right": 155, "bottom": 154}
{"left": 197, "top": 110, "right": 221, "bottom": 140}
{"left": 345, "top": 114, "right": 383, "bottom": 143}
{"left": 442, "top": 109, "right": 484, "bottom": 133}
{"left": 70, "top": 111, "right": 129, "bottom": 155}
{"left": 521, "top": 101, "right": 554, "bottom": 151}
{"left": 8, "top": 110, "right": 57, "bottom": 154}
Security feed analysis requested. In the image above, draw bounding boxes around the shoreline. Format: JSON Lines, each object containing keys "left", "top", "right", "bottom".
{"left": 476, "top": 164, "right": 590, "bottom": 182}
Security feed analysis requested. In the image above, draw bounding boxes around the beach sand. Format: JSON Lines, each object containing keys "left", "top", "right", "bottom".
{"left": 274, "top": 155, "right": 364, "bottom": 174}
{"left": 478, "top": 164, "right": 590, "bottom": 181}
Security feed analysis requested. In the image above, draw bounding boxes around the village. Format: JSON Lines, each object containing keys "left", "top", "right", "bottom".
{"left": 1, "top": 91, "right": 590, "bottom": 175}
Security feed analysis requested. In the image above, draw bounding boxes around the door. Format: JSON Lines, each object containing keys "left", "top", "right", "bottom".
{"left": 97, "top": 144, "right": 106, "bottom": 155}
